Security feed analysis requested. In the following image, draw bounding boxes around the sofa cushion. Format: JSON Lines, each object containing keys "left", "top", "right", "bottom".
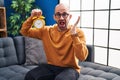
{"left": 0, "top": 65, "right": 37, "bottom": 80}
{"left": 24, "top": 37, "right": 47, "bottom": 65}
{"left": 79, "top": 61, "right": 120, "bottom": 80}
{"left": 0, "top": 37, "right": 18, "bottom": 68}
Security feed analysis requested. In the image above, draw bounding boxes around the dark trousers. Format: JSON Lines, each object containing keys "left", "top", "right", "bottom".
{"left": 24, "top": 64, "right": 79, "bottom": 80}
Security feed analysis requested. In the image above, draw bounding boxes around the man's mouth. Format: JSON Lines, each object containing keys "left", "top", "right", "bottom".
{"left": 60, "top": 21, "right": 65, "bottom": 25}
{"left": 58, "top": 20, "right": 66, "bottom": 27}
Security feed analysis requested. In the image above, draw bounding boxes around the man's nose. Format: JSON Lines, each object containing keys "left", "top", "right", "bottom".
{"left": 59, "top": 15, "right": 64, "bottom": 19}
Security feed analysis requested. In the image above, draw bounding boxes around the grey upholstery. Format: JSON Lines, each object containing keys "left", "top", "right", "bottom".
{"left": 0, "top": 36, "right": 120, "bottom": 80}
{"left": 0, "top": 36, "right": 37, "bottom": 80}
{"left": 13, "top": 36, "right": 25, "bottom": 64}
{"left": 85, "top": 45, "right": 94, "bottom": 62}
{"left": 79, "top": 62, "right": 120, "bottom": 80}
{"left": 0, "top": 37, "right": 18, "bottom": 67}
{"left": 0, "top": 65, "right": 37, "bottom": 80}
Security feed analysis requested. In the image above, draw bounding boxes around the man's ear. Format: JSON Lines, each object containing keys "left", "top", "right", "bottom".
{"left": 53, "top": 15, "right": 56, "bottom": 21}
{"left": 69, "top": 14, "right": 72, "bottom": 20}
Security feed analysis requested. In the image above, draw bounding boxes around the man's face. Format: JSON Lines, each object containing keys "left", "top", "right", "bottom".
{"left": 54, "top": 4, "right": 71, "bottom": 31}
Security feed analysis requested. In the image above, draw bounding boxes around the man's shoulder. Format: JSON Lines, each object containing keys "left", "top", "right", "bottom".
{"left": 76, "top": 27, "right": 83, "bottom": 32}
{"left": 76, "top": 27, "right": 85, "bottom": 36}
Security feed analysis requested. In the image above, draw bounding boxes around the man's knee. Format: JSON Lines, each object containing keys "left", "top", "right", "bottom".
{"left": 24, "top": 71, "right": 34, "bottom": 80}
{"left": 55, "top": 68, "right": 79, "bottom": 80}
{"left": 24, "top": 70, "right": 54, "bottom": 80}
{"left": 24, "top": 65, "right": 55, "bottom": 80}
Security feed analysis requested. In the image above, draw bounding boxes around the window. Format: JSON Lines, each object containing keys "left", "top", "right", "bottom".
{"left": 60, "top": 0, "right": 120, "bottom": 68}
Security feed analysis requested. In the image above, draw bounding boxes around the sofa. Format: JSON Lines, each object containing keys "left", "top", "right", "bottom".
{"left": 0, "top": 36, "right": 120, "bottom": 80}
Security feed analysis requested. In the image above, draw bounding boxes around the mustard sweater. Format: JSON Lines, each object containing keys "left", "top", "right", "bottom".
{"left": 20, "top": 17, "right": 88, "bottom": 72}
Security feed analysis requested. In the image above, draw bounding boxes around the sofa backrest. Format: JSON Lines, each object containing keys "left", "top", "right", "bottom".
{"left": 0, "top": 36, "right": 94, "bottom": 68}
{"left": 13, "top": 36, "right": 26, "bottom": 65}
{"left": 0, "top": 37, "right": 18, "bottom": 67}
{"left": 86, "top": 45, "right": 94, "bottom": 62}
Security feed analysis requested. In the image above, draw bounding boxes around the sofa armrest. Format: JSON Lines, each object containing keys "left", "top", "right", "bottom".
{"left": 85, "top": 45, "right": 94, "bottom": 62}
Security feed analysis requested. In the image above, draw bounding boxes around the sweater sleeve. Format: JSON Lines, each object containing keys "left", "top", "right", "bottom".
{"left": 71, "top": 29, "right": 88, "bottom": 61}
{"left": 20, "top": 17, "right": 43, "bottom": 39}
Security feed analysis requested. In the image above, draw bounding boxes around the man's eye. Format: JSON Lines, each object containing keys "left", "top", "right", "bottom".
{"left": 62, "top": 13, "right": 67, "bottom": 16}
{"left": 57, "top": 14, "right": 61, "bottom": 16}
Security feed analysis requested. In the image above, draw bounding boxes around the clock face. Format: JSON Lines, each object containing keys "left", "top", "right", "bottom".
{"left": 33, "top": 19, "right": 44, "bottom": 28}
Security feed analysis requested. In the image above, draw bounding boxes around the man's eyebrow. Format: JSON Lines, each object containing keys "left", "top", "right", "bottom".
{"left": 55, "top": 12, "right": 69, "bottom": 14}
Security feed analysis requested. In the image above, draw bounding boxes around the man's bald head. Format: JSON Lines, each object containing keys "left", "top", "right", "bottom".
{"left": 54, "top": 3, "right": 70, "bottom": 14}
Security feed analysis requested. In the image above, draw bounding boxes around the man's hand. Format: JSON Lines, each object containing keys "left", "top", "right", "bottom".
{"left": 70, "top": 16, "right": 80, "bottom": 35}
{"left": 31, "top": 9, "right": 42, "bottom": 18}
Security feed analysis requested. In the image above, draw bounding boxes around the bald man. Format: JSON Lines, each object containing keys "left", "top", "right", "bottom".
{"left": 20, "top": 3, "right": 88, "bottom": 80}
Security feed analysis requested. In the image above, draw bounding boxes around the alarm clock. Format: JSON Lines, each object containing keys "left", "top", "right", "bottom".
{"left": 32, "top": 16, "right": 45, "bottom": 28}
